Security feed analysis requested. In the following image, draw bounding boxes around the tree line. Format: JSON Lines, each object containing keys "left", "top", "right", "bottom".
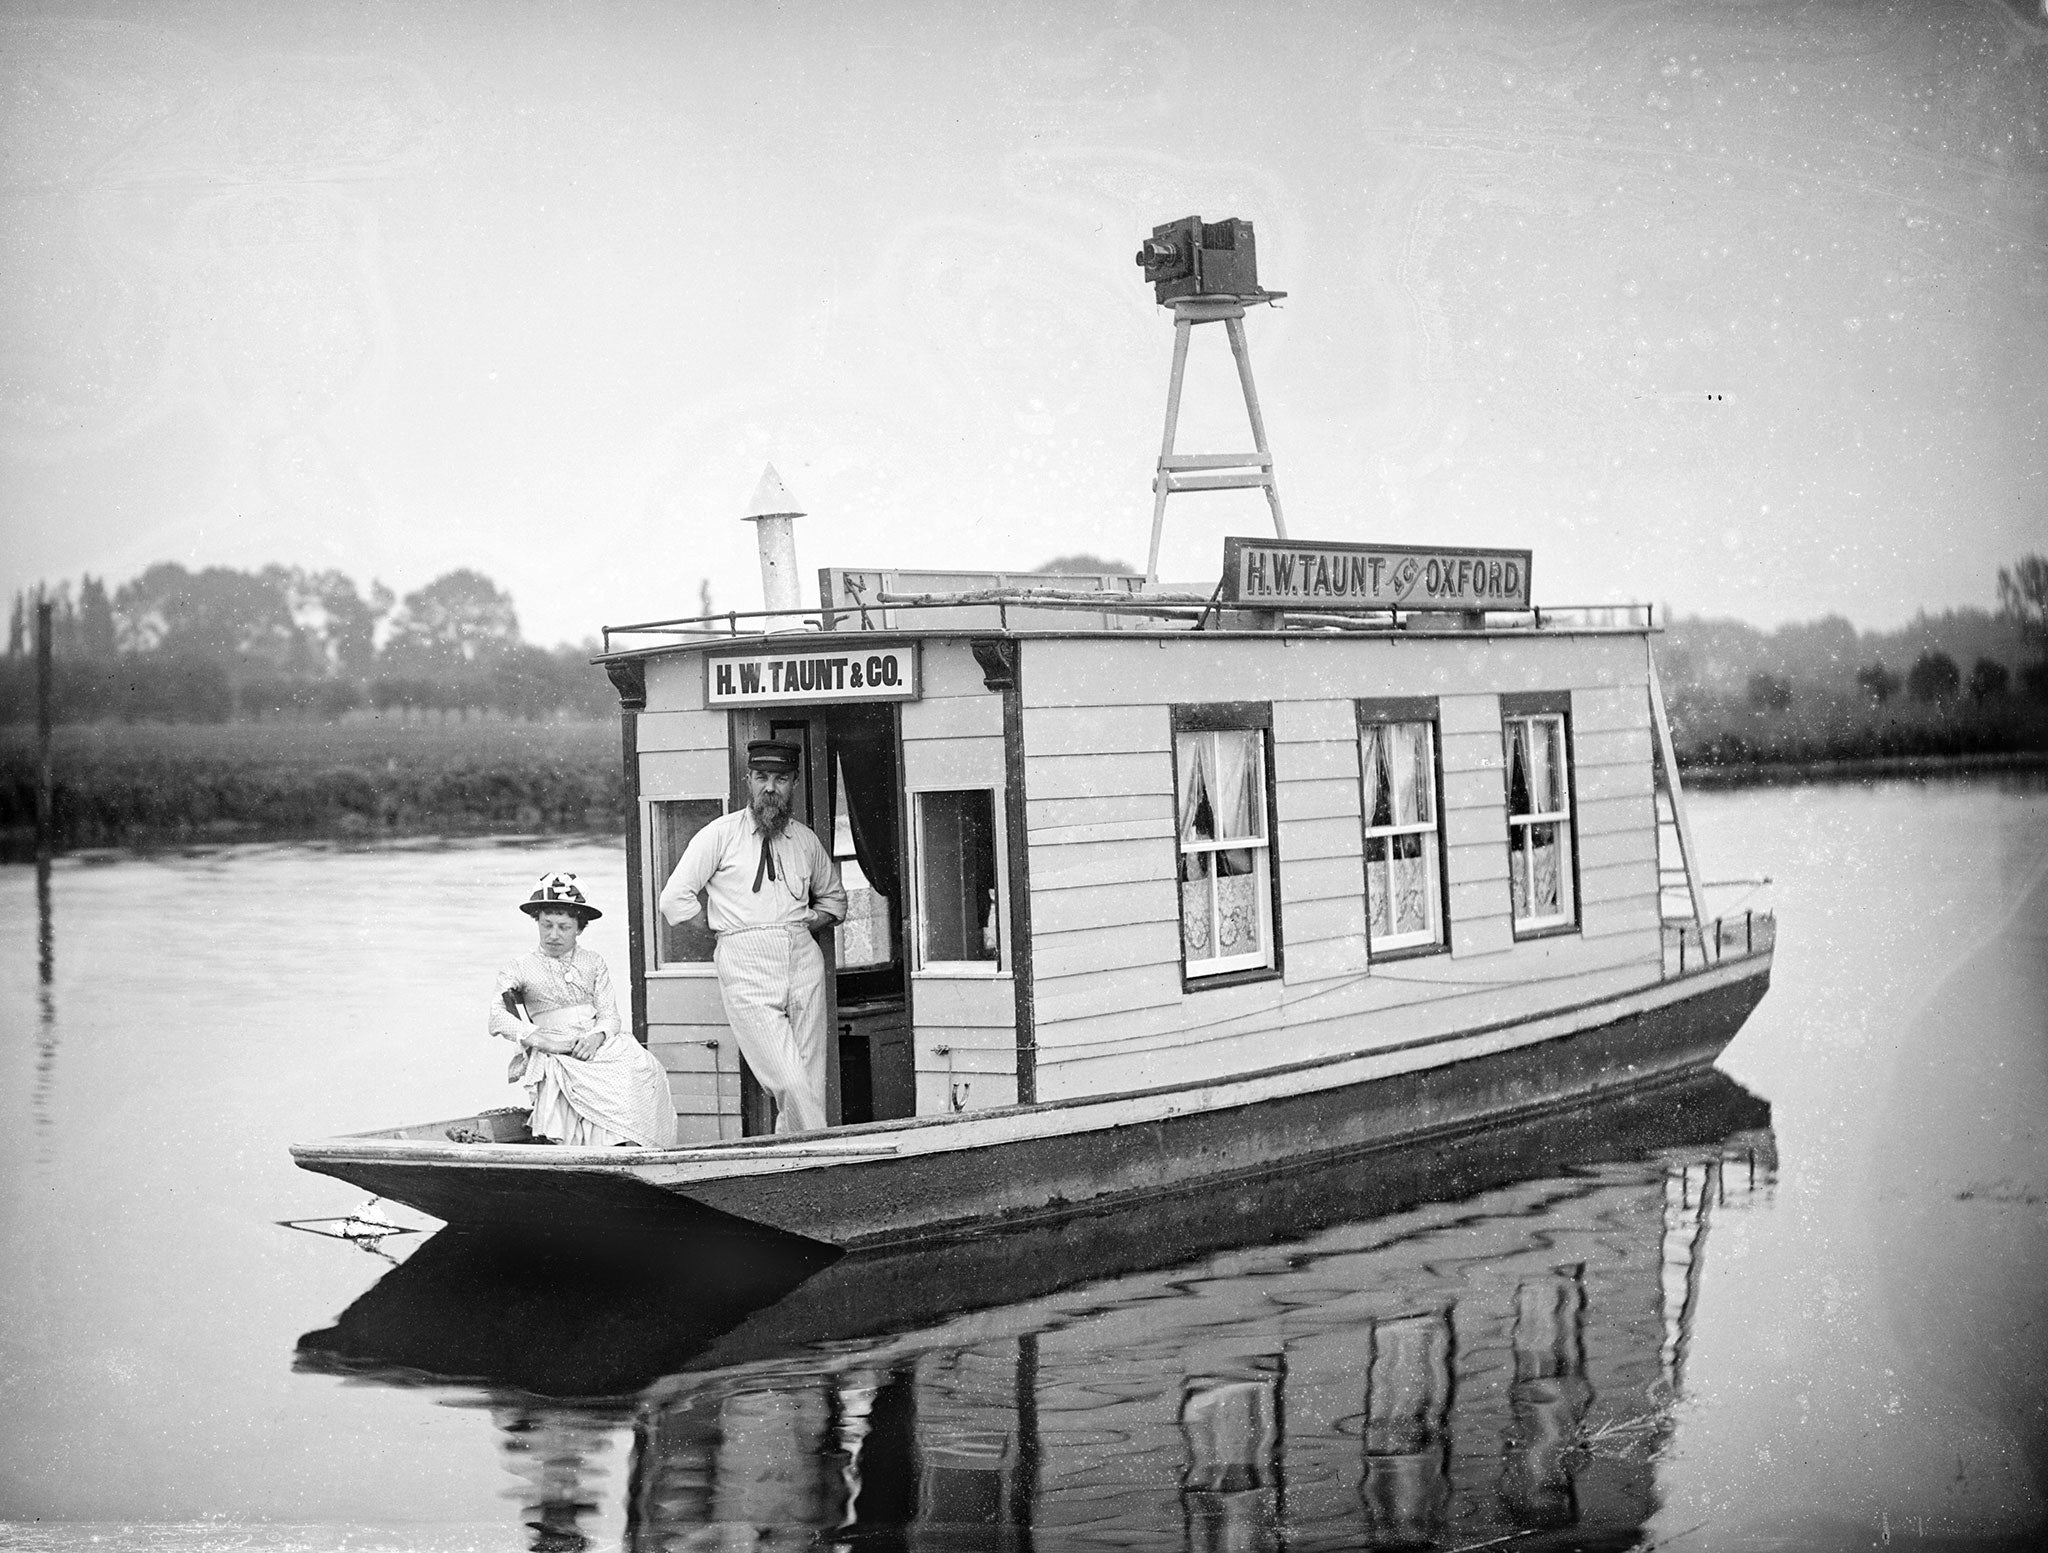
{"left": 2, "top": 563, "right": 622, "bottom": 723}
{"left": 1660, "top": 554, "right": 2048, "bottom": 711}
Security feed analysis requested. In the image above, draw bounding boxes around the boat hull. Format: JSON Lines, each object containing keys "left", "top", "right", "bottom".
{"left": 292, "top": 955, "right": 1769, "bottom": 1249}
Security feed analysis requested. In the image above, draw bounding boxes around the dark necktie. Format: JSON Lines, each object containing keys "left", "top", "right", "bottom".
{"left": 751, "top": 832, "right": 776, "bottom": 892}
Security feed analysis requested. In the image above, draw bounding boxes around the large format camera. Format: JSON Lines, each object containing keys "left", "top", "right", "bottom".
{"left": 1135, "top": 216, "right": 1264, "bottom": 304}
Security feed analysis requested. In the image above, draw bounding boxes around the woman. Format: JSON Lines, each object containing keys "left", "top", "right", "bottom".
{"left": 488, "top": 871, "right": 677, "bottom": 1148}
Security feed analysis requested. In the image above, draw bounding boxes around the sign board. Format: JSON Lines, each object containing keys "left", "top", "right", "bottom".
{"left": 1221, "top": 537, "right": 1532, "bottom": 611}
{"left": 706, "top": 643, "right": 920, "bottom": 708}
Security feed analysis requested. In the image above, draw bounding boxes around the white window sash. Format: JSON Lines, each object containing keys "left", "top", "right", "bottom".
{"left": 1361, "top": 720, "right": 1444, "bottom": 952}
{"left": 1178, "top": 728, "right": 1273, "bottom": 976}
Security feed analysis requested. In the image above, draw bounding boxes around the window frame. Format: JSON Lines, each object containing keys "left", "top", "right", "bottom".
{"left": 1499, "top": 691, "right": 1581, "bottom": 939}
{"left": 907, "top": 783, "right": 1010, "bottom": 979}
{"left": 642, "top": 792, "right": 731, "bottom": 978}
{"left": 1169, "top": 702, "right": 1282, "bottom": 990}
{"left": 1355, "top": 697, "right": 1450, "bottom": 961}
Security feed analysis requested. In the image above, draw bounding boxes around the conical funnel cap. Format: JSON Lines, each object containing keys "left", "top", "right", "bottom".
{"left": 743, "top": 464, "right": 805, "bottom": 522}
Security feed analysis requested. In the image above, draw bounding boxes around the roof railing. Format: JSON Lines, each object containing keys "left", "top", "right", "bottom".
{"left": 599, "top": 594, "right": 1657, "bottom": 653}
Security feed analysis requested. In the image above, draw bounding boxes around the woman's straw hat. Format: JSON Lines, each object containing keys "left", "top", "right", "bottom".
{"left": 519, "top": 870, "right": 602, "bottom": 921}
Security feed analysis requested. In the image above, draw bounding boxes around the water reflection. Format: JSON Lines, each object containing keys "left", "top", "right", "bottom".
{"left": 298, "top": 1075, "right": 1773, "bottom": 1550}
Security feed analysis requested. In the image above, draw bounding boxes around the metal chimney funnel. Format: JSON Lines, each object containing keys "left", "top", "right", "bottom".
{"left": 742, "top": 464, "right": 806, "bottom": 630}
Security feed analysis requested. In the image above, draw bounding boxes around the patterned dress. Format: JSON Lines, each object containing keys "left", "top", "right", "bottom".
{"left": 488, "top": 947, "right": 677, "bottom": 1148}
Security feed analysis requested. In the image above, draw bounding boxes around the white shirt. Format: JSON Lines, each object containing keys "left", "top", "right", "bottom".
{"left": 658, "top": 808, "right": 847, "bottom": 935}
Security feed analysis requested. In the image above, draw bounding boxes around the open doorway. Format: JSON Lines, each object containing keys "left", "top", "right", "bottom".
{"left": 730, "top": 704, "right": 914, "bottom": 1131}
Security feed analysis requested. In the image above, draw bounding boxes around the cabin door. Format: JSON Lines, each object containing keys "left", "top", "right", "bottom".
{"left": 728, "top": 705, "right": 913, "bottom": 1131}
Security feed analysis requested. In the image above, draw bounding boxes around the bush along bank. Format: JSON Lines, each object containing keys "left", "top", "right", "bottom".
{"left": 1666, "top": 681, "right": 2048, "bottom": 785}
{"left": 0, "top": 721, "right": 626, "bottom": 854}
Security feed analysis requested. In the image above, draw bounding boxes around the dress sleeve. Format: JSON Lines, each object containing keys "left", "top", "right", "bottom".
{"left": 589, "top": 953, "right": 621, "bottom": 1038}
{"left": 488, "top": 960, "right": 534, "bottom": 1045}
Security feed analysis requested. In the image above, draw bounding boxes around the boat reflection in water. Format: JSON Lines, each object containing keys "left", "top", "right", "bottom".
{"left": 298, "top": 1073, "right": 1773, "bottom": 1551}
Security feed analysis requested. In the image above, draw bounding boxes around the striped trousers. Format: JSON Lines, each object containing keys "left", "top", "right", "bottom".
{"left": 714, "top": 925, "right": 830, "bottom": 1134}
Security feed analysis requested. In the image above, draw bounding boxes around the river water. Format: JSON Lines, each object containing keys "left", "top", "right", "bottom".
{"left": 1, "top": 779, "right": 2043, "bottom": 1551}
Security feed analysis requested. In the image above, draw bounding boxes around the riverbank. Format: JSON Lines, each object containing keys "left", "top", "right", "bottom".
{"left": 0, "top": 720, "right": 624, "bottom": 857}
{"left": 1683, "top": 748, "right": 2048, "bottom": 789}
{"left": 6, "top": 719, "right": 2047, "bottom": 856}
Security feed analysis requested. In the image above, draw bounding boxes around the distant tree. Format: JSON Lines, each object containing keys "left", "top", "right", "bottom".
{"left": 384, "top": 569, "right": 521, "bottom": 668}
{"left": 1905, "top": 648, "right": 1960, "bottom": 703}
{"left": 1855, "top": 662, "right": 1900, "bottom": 704}
{"left": 1745, "top": 672, "right": 1793, "bottom": 711}
{"left": 77, "top": 576, "right": 117, "bottom": 659}
{"left": 1967, "top": 658, "right": 2009, "bottom": 701}
{"left": 1034, "top": 554, "right": 1136, "bottom": 575}
{"left": 5, "top": 591, "right": 22, "bottom": 657}
{"left": 279, "top": 567, "right": 383, "bottom": 676}
{"left": 113, "top": 563, "right": 300, "bottom": 665}
{"left": 1997, "top": 554, "right": 2048, "bottom": 655}
{"left": 2023, "top": 660, "right": 2048, "bottom": 703}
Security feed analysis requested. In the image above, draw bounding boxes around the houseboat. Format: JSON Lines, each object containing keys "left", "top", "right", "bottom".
{"left": 291, "top": 533, "right": 1775, "bottom": 1247}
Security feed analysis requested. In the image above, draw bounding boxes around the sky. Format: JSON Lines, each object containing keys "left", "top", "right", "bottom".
{"left": 2, "top": 0, "right": 2044, "bottom": 647}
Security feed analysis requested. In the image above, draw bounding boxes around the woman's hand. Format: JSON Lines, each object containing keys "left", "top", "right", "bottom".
{"left": 571, "top": 1028, "right": 605, "bottom": 1060}
{"left": 525, "top": 1029, "right": 580, "bottom": 1056}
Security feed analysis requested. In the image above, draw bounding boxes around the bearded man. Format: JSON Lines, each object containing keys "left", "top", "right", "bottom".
{"left": 658, "top": 740, "right": 847, "bottom": 1132}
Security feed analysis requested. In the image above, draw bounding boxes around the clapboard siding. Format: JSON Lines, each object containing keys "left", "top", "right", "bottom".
{"left": 1273, "top": 698, "right": 1356, "bottom": 744}
{"left": 1575, "top": 762, "right": 1653, "bottom": 804}
{"left": 1276, "top": 777, "right": 1362, "bottom": 824}
{"left": 1288, "top": 935, "right": 1366, "bottom": 983}
{"left": 1027, "top": 793, "right": 1170, "bottom": 832}
{"left": 1034, "top": 920, "right": 1180, "bottom": 981}
{"left": 1443, "top": 766, "right": 1509, "bottom": 813}
{"left": 637, "top": 706, "right": 727, "bottom": 754}
{"left": 644, "top": 654, "right": 708, "bottom": 714}
{"left": 1439, "top": 694, "right": 1503, "bottom": 737}
{"left": 901, "top": 734, "right": 1004, "bottom": 790}
{"left": 1031, "top": 955, "right": 1659, "bottom": 1099}
{"left": 1446, "top": 840, "right": 1510, "bottom": 886}
{"left": 646, "top": 975, "right": 727, "bottom": 1023}
{"left": 1580, "top": 827, "right": 1658, "bottom": 870}
{"left": 1035, "top": 962, "right": 1186, "bottom": 1031}
{"left": 1031, "top": 877, "right": 1181, "bottom": 933}
{"left": 1582, "top": 897, "right": 1660, "bottom": 942}
{"left": 1281, "top": 853, "right": 1367, "bottom": 907}
{"left": 1573, "top": 726, "right": 1652, "bottom": 768}
{"left": 1570, "top": 684, "right": 1651, "bottom": 733}
{"left": 1029, "top": 836, "right": 1176, "bottom": 892}
{"left": 1452, "top": 912, "right": 1515, "bottom": 958}
{"left": 909, "top": 977, "right": 1017, "bottom": 1026}
{"left": 1277, "top": 816, "right": 1359, "bottom": 866}
{"left": 640, "top": 748, "right": 728, "bottom": 796}
{"left": 1580, "top": 857, "right": 1658, "bottom": 906}
{"left": 920, "top": 642, "right": 991, "bottom": 700}
{"left": 1286, "top": 892, "right": 1365, "bottom": 943}
{"left": 1029, "top": 751, "right": 1173, "bottom": 803}
{"left": 1023, "top": 704, "right": 1172, "bottom": 754}
{"left": 1028, "top": 815, "right": 1175, "bottom": 848}
{"left": 899, "top": 692, "right": 1003, "bottom": 740}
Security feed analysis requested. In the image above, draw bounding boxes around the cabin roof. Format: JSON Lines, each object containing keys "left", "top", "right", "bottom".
{"left": 593, "top": 591, "right": 1658, "bottom": 662}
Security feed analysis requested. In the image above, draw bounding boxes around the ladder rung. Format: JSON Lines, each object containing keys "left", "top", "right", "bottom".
{"left": 1161, "top": 470, "right": 1275, "bottom": 493}
{"left": 1161, "top": 453, "right": 1272, "bottom": 471}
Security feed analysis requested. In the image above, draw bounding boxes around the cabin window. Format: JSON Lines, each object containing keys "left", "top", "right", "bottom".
{"left": 912, "top": 788, "right": 1001, "bottom": 970}
{"left": 1173, "top": 716, "right": 1276, "bottom": 980}
{"left": 1503, "top": 706, "right": 1578, "bottom": 933}
{"left": 1357, "top": 711, "right": 1446, "bottom": 955}
{"left": 647, "top": 797, "right": 723, "bottom": 968}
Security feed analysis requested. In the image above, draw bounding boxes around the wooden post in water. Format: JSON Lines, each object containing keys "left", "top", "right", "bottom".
{"left": 36, "top": 598, "right": 54, "bottom": 862}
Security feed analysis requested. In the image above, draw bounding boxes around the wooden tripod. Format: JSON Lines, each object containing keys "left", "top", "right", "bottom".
{"left": 1146, "top": 295, "right": 1287, "bottom": 582}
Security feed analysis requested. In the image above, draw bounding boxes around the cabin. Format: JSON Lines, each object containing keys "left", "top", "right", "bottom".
{"left": 597, "top": 538, "right": 1717, "bottom": 1145}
